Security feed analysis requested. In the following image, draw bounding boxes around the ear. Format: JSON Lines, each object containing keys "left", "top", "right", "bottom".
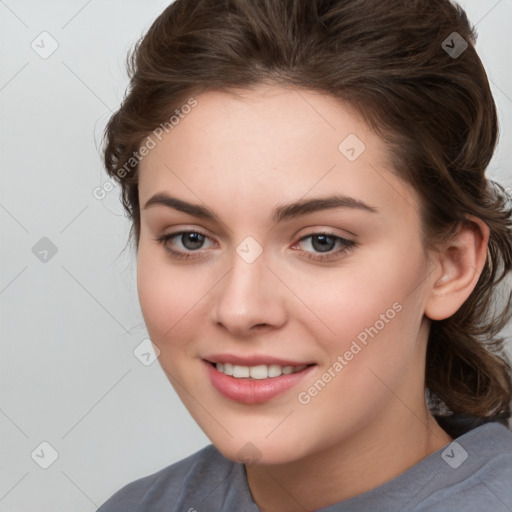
{"left": 424, "top": 216, "right": 489, "bottom": 321}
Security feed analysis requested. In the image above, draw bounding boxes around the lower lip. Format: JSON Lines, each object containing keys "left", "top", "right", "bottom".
{"left": 204, "top": 361, "right": 315, "bottom": 405}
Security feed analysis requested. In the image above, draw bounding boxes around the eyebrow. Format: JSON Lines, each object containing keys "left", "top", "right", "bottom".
{"left": 143, "top": 192, "right": 378, "bottom": 224}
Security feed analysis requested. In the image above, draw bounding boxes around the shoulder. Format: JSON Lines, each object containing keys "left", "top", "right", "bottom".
{"left": 96, "top": 444, "right": 238, "bottom": 512}
{"left": 326, "top": 422, "right": 512, "bottom": 512}
{"left": 416, "top": 422, "right": 512, "bottom": 512}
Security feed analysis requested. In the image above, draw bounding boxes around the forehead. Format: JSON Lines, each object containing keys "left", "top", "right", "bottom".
{"left": 137, "top": 85, "right": 420, "bottom": 225}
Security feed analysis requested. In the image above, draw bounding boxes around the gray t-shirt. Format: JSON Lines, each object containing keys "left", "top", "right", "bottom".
{"left": 97, "top": 422, "right": 512, "bottom": 511}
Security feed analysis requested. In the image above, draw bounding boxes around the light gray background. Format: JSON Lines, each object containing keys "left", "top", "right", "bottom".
{"left": 1, "top": 1, "right": 511, "bottom": 510}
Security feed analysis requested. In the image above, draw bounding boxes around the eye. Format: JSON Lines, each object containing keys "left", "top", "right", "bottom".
{"left": 155, "top": 230, "right": 215, "bottom": 260}
{"left": 155, "top": 230, "right": 356, "bottom": 262}
{"left": 293, "top": 232, "right": 356, "bottom": 262}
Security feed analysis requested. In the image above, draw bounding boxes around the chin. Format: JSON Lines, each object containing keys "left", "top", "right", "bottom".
{"left": 207, "top": 434, "right": 311, "bottom": 467}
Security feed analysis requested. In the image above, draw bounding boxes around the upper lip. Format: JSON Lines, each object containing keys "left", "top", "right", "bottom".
{"left": 204, "top": 354, "right": 315, "bottom": 366}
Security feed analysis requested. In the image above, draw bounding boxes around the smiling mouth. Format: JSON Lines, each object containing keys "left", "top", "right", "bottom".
{"left": 207, "top": 361, "right": 314, "bottom": 379}
{"left": 204, "top": 359, "right": 316, "bottom": 404}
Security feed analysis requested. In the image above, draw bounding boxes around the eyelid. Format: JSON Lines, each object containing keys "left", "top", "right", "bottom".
{"left": 291, "top": 231, "right": 356, "bottom": 259}
{"left": 295, "top": 231, "right": 354, "bottom": 244}
{"left": 158, "top": 228, "right": 216, "bottom": 248}
{"left": 158, "top": 227, "right": 353, "bottom": 246}
{"left": 294, "top": 225, "right": 356, "bottom": 240}
{"left": 156, "top": 227, "right": 357, "bottom": 262}
{"left": 158, "top": 224, "right": 214, "bottom": 238}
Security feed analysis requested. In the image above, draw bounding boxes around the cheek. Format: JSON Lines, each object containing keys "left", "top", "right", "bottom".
{"left": 136, "top": 245, "right": 211, "bottom": 350}
{"left": 292, "top": 247, "right": 422, "bottom": 343}
{"left": 291, "top": 251, "right": 426, "bottom": 434}
{"left": 289, "top": 243, "right": 428, "bottom": 402}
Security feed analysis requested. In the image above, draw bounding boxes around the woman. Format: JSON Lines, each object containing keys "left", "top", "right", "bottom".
{"left": 97, "top": 0, "right": 512, "bottom": 510}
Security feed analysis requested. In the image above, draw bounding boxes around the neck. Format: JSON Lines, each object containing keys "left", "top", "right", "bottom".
{"left": 245, "top": 406, "right": 453, "bottom": 512}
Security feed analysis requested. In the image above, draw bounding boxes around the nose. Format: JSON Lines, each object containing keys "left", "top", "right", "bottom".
{"left": 210, "top": 248, "right": 288, "bottom": 337}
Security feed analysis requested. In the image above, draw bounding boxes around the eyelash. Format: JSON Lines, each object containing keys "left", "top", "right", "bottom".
{"left": 155, "top": 230, "right": 356, "bottom": 262}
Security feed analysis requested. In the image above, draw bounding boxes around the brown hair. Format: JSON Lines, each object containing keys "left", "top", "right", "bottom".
{"left": 102, "top": 0, "right": 512, "bottom": 434}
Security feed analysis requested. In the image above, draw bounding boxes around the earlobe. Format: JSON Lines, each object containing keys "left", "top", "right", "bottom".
{"left": 424, "top": 217, "right": 489, "bottom": 321}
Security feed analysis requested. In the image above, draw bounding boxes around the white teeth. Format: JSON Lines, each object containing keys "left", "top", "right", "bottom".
{"left": 233, "top": 365, "right": 250, "bottom": 378}
{"left": 215, "top": 362, "right": 307, "bottom": 379}
{"left": 268, "top": 364, "right": 282, "bottom": 378}
{"left": 249, "top": 365, "right": 268, "bottom": 379}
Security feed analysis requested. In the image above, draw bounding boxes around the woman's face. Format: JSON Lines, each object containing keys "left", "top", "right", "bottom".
{"left": 137, "top": 85, "right": 436, "bottom": 465}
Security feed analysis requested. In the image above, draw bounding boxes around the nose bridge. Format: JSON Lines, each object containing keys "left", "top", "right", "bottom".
{"left": 211, "top": 243, "right": 286, "bottom": 333}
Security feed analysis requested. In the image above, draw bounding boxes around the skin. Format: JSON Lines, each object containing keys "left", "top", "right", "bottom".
{"left": 136, "top": 84, "right": 488, "bottom": 512}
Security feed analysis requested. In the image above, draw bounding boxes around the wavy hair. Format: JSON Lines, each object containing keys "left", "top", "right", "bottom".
{"left": 102, "top": 0, "right": 512, "bottom": 435}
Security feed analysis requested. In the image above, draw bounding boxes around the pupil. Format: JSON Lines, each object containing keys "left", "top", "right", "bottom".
{"left": 312, "top": 235, "right": 335, "bottom": 253}
{"left": 182, "top": 233, "right": 204, "bottom": 250}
